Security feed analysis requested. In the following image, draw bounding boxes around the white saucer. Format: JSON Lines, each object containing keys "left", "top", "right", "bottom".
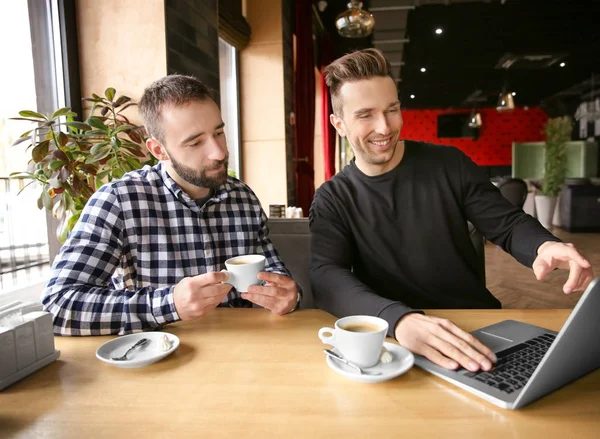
{"left": 96, "top": 332, "right": 180, "bottom": 369}
{"left": 325, "top": 341, "right": 414, "bottom": 383}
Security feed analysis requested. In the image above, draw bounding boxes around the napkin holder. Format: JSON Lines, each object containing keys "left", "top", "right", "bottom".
{"left": 0, "top": 307, "right": 60, "bottom": 391}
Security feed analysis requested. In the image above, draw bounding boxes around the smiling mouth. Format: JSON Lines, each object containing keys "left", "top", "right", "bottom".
{"left": 369, "top": 137, "right": 393, "bottom": 147}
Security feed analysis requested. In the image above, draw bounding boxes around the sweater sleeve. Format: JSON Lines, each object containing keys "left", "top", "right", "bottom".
{"left": 458, "top": 152, "right": 561, "bottom": 267}
{"left": 309, "top": 187, "right": 421, "bottom": 337}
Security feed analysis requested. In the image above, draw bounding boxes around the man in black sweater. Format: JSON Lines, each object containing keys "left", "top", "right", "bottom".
{"left": 310, "top": 49, "right": 594, "bottom": 374}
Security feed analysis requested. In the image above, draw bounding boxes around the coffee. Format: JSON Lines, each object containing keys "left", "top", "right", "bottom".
{"left": 227, "top": 259, "right": 252, "bottom": 265}
{"left": 340, "top": 322, "right": 382, "bottom": 333}
{"left": 319, "top": 315, "right": 389, "bottom": 368}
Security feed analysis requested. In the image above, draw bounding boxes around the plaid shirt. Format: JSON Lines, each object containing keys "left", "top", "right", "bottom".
{"left": 42, "top": 163, "right": 291, "bottom": 336}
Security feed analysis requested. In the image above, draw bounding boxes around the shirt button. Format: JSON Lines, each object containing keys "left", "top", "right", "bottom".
{"left": 205, "top": 249, "right": 212, "bottom": 256}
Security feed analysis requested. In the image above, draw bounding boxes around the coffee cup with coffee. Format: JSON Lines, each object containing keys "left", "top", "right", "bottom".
{"left": 222, "top": 255, "right": 266, "bottom": 292}
{"left": 318, "top": 315, "right": 388, "bottom": 368}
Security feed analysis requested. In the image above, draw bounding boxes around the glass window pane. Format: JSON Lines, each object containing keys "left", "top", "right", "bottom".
{"left": 218, "top": 38, "right": 241, "bottom": 180}
{"left": 0, "top": 1, "right": 61, "bottom": 293}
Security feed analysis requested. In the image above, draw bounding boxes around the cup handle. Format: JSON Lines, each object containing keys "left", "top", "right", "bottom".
{"left": 221, "top": 269, "right": 233, "bottom": 285}
{"left": 318, "top": 327, "right": 336, "bottom": 346}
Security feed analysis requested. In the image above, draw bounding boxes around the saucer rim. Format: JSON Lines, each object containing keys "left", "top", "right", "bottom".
{"left": 325, "top": 341, "right": 414, "bottom": 383}
{"left": 95, "top": 331, "right": 180, "bottom": 369}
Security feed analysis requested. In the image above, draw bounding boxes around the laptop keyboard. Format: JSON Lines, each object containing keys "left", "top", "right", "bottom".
{"left": 462, "top": 333, "right": 556, "bottom": 394}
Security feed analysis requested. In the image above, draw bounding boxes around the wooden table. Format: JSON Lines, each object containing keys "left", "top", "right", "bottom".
{"left": 1, "top": 309, "right": 599, "bottom": 438}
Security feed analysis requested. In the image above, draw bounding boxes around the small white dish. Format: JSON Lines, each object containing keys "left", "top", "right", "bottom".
{"left": 96, "top": 332, "right": 179, "bottom": 369}
{"left": 325, "top": 341, "right": 414, "bottom": 383}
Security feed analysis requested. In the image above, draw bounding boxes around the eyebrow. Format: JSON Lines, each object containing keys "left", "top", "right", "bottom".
{"left": 180, "top": 122, "right": 225, "bottom": 145}
{"left": 352, "top": 101, "right": 400, "bottom": 116}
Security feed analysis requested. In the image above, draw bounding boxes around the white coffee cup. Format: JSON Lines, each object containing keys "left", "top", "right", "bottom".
{"left": 318, "top": 315, "right": 388, "bottom": 368}
{"left": 222, "top": 255, "right": 266, "bottom": 292}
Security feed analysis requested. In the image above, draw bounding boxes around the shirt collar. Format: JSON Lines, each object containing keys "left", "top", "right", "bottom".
{"left": 156, "top": 162, "right": 230, "bottom": 204}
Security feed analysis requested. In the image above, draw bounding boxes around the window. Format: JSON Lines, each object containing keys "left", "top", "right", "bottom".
{"left": 0, "top": 0, "right": 66, "bottom": 293}
{"left": 218, "top": 38, "right": 242, "bottom": 180}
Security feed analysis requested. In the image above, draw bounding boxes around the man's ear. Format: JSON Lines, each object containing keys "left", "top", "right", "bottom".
{"left": 146, "top": 138, "right": 169, "bottom": 161}
{"left": 330, "top": 113, "right": 346, "bottom": 138}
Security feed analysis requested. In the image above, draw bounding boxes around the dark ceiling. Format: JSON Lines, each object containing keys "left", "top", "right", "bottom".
{"left": 314, "top": 0, "right": 600, "bottom": 114}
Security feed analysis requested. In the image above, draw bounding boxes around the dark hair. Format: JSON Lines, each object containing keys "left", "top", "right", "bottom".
{"left": 323, "top": 48, "right": 393, "bottom": 116}
{"left": 139, "top": 74, "right": 212, "bottom": 144}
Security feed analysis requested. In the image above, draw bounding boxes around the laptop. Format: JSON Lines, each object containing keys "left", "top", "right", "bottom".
{"left": 414, "top": 277, "right": 600, "bottom": 409}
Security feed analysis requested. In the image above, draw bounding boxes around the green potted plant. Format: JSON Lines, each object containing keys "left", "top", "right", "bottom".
{"left": 10, "top": 87, "right": 156, "bottom": 242}
{"left": 534, "top": 116, "right": 573, "bottom": 229}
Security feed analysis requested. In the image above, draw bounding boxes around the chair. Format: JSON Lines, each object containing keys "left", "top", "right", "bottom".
{"left": 267, "top": 218, "right": 314, "bottom": 308}
{"left": 497, "top": 178, "right": 528, "bottom": 209}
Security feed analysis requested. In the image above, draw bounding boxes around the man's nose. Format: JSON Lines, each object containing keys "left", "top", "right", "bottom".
{"left": 207, "top": 137, "right": 227, "bottom": 160}
{"left": 374, "top": 113, "right": 391, "bottom": 135}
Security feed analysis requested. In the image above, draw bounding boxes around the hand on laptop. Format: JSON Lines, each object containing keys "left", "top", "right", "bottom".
{"left": 534, "top": 242, "right": 594, "bottom": 294}
{"left": 395, "top": 313, "right": 497, "bottom": 372}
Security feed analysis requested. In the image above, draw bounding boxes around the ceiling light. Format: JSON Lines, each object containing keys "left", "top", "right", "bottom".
{"left": 468, "top": 109, "right": 482, "bottom": 129}
{"left": 435, "top": 28, "right": 443, "bottom": 35}
{"left": 420, "top": 67, "right": 426, "bottom": 72}
{"left": 497, "top": 87, "right": 515, "bottom": 112}
{"left": 410, "top": 94, "right": 415, "bottom": 99}
{"left": 560, "top": 62, "right": 566, "bottom": 67}
{"left": 512, "top": 92, "right": 516, "bottom": 96}
{"left": 335, "top": 1, "right": 375, "bottom": 38}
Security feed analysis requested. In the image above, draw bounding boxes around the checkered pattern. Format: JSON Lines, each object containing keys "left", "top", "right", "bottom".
{"left": 42, "top": 163, "right": 291, "bottom": 336}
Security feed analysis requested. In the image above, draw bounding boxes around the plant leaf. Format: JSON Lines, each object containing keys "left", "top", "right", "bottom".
{"left": 65, "top": 121, "right": 91, "bottom": 132}
{"left": 87, "top": 117, "right": 108, "bottom": 131}
{"left": 19, "top": 110, "right": 46, "bottom": 120}
{"left": 113, "top": 124, "right": 136, "bottom": 134}
{"left": 57, "top": 216, "right": 70, "bottom": 243}
{"left": 90, "top": 142, "right": 109, "bottom": 155}
{"left": 58, "top": 132, "right": 68, "bottom": 146}
{"left": 42, "top": 186, "right": 54, "bottom": 210}
{"left": 49, "top": 160, "right": 66, "bottom": 171}
{"left": 48, "top": 177, "right": 62, "bottom": 189}
{"left": 105, "top": 87, "right": 116, "bottom": 101}
{"left": 77, "top": 164, "right": 97, "bottom": 175}
{"left": 52, "top": 197, "right": 66, "bottom": 219}
{"left": 114, "top": 96, "right": 131, "bottom": 107}
{"left": 60, "top": 166, "right": 69, "bottom": 182}
{"left": 67, "top": 212, "right": 81, "bottom": 231}
{"left": 51, "top": 107, "right": 72, "bottom": 120}
{"left": 117, "top": 102, "right": 137, "bottom": 113}
{"left": 52, "top": 149, "right": 68, "bottom": 161}
{"left": 12, "top": 136, "right": 32, "bottom": 147}
{"left": 10, "top": 117, "right": 46, "bottom": 123}
{"left": 32, "top": 139, "right": 51, "bottom": 163}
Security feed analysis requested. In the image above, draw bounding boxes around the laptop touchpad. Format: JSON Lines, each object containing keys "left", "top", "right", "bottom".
{"left": 471, "top": 329, "right": 514, "bottom": 353}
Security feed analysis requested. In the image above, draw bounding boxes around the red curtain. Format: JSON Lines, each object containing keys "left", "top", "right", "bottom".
{"left": 293, "top": 0, "right": 315, "bottom": 213}
{"left": 320, "top": 34, "right": 336, "bottom": 180}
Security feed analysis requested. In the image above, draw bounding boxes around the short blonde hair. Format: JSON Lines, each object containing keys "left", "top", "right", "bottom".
{"left": 323, "top": 48, "right": 394, "bottom": 116}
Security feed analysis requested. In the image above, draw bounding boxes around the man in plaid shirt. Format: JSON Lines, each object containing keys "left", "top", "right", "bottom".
{"left": 42, "top": 75, "right": 300, "bottom": 336}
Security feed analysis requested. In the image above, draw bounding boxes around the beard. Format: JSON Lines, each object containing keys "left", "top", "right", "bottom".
{"left": 350, "top": 133, "right": 399, "bottom": 166}
{"left": 170, "top": 153, "right": 229, "bottom": 190}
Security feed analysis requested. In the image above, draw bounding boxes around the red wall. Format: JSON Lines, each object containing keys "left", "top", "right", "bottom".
{"left": 400, "top": 107, "right": 549, "bottom": 166}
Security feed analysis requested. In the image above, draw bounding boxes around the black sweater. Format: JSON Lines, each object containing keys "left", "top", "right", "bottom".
{"left": 309, "top": 141, "right": 560, "bottom": 337}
